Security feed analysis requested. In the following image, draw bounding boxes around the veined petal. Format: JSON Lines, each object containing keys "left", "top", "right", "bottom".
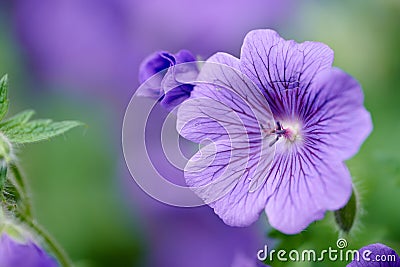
{"left": 184, "top": 139, "right": 273, "bottom": 226}
{"left": 177, "top": 53, "right": 277, "bottom": 224}
{"left": 177, "top": 52, "right": 274, "bottom": 144}
{"left": 178, "top": 93, "right": 276, "bottom": 195}
{"left": 302, "top": 68, "right": 372, "bottom": 160}
{"left": 178, "top": 96, "right": 255, "bottom": 143}
{"left": 194, "top": 52, "right": 274, "bottom": 127}
{"left": 240, "top": 29, "right": 333, "bottom": 114}
{"left": 264, "top": 146, "right": 352, "bottom": 234}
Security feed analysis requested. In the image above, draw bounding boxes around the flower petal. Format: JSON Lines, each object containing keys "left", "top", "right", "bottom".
{"left": 184, "top": 140, "right": 273, "bottom": 226}
{"left": 177, "top": 53, "right": 277, "bottom": 225}
{"left": 177, "top": 53, "right": 278, "bottom": 193}
{"left": 174, "top": 49, "right": 197, "bottom": 64}
{"left": 137, "top": 50, "right": 197, "bottom": 110}
{"left": 160, "top": 84, "right": 193, "bottom": 111}
{"left": 302, "top": 68, "right": 372, "bottom": 160}
{"left": 240, "top": 29, "right": 333, "bottom": 115}
{"left": 177, "top": 52, "right": 274, "bottom": 144}
{"left": 0, "top": 234, "right": 58, "bottom": 267}
{"left": 264, "top": 146, "right": 352, "bottom": 234}
{"left": 138, "top": 51, "right": 175, "bottom": 85}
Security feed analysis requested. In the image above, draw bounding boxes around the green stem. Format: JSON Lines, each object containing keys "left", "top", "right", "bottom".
{"left": 0, "top": 160, "right": 7, "bottom": 192}
{"left": 9, "top": 163, "right": 32, "bottom": 218}
{"left": 9, "top": 163, "right": 73, "bottom": 267}
{"left": 20, "top": 215, "right": 73, "bottom": 267}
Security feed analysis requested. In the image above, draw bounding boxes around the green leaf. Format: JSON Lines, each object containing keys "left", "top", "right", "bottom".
{"left": 0, "top": 74, "right": 9, "bottom": 121}
{"left": 3, "top": 120, "right": 83, "bottom": 144}
{"left": 0, "top": 110, "right": 35, "bottom": 131}
{"left": 334, "top": 188, "right": 357, "bottom": 233}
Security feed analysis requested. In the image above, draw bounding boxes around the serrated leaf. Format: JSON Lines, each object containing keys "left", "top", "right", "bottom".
{"left": 3, "top": 120, "right": 83, "bottom": 144}
{"left": 0, "top": 110, "right": 35, "bottom": 131}
{"left": 334, "top": 189, "right": 357, "bottom": 233}
{"left": 0, "top": 74, "right": 9, "bottom": 121}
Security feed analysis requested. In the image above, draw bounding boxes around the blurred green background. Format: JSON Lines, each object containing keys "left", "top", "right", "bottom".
{"left": 0, "top": 0, "right": 399, "bottom": 266}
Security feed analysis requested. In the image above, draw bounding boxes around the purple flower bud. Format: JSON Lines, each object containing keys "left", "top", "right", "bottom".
{"left": 0, "top": 229, "right": 58, "bottom": 267}
{"left": 347, "top": 243, "right": 400, "bottom": 267}
{"left": 138, "top": 50, "right": 198, "bottom": 111}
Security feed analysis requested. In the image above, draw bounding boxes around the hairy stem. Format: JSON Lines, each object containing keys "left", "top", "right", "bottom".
{"left": 0, "top": 160, "right": 7, "bottom": 192}
{"left": 21, "top": 214, "right": 74, "bottom": 267}
{"left": 9, "top": 163, "right": 32, "bottom": 218}
{"left": 10, "top": 163, "right": 73, "bottom": 267}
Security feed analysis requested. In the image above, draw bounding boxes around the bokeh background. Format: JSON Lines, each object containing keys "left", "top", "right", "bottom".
{"left": 0, "top": 0, "right": 399, "bottom": 266}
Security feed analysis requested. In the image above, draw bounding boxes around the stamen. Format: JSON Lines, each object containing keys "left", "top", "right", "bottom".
{"left": 276, "top": 121, "right": 282, "bottom": 130}
{"left": 269, "top": 136, "right": 279, "bottom": 147}
{"left": 264, "top": 120, "right": 287, "bottom": 147}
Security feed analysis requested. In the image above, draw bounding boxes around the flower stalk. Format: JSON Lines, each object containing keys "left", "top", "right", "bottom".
{"left": 4, "top": 163, "right": 74, "bottom": 267}
{"left": 21, "top": 213, "right": 73, "bottom": 267}
{"left": 0, "top": 74, "right": 81, "bottom": 267}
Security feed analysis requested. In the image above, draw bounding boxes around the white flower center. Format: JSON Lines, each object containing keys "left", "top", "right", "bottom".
{"left": 281, "top": 121, "right": 303, "bottom": 143}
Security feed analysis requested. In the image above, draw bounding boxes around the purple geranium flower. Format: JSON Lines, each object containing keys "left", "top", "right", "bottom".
{"left": 176, "top": 29, "right": 372, "bottom": 234}
{"left": 347, "top": 243, "right": 400, "bottom": 267}
{"left": 0, "top": 233, "right": 58, "bottom": 267}
{"left": 138, "top": 50, "right": 198, "bottom": 111}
